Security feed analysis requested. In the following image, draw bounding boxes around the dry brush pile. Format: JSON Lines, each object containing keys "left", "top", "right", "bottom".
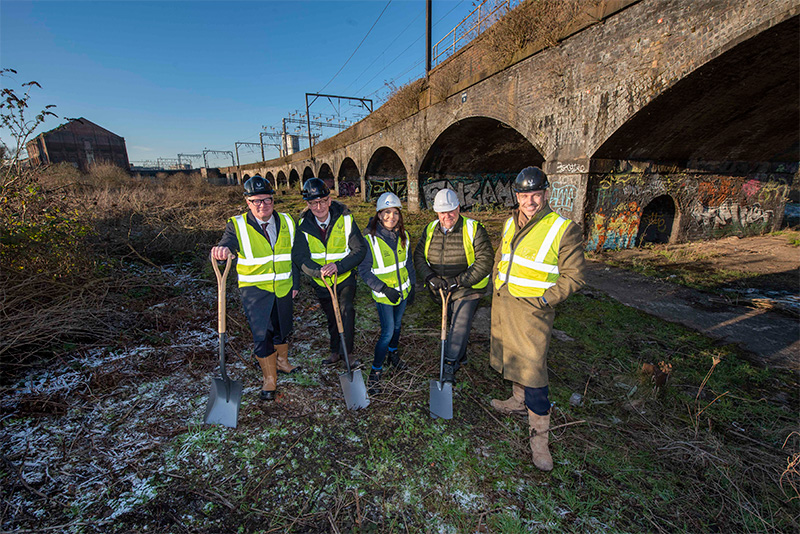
{"left": 0, "top": 162, "right": 236, "bottom": 370}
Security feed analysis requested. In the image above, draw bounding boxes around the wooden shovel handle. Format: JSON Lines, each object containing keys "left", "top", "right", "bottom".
{"left": 321, "top": 273, "right": 344, "bottom": 333}
{"left": 438, "top": 288, "right": 450, "bottom": 341}
{"left": 211, "top": 255, "right": 232, "bottom": 334}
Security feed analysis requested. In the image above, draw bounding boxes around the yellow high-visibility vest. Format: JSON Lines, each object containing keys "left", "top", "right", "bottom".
{"left": 303, "top": 214, "right": 354, "bottom": 287}
{"left": 231, "top": 212, "right": 295, "bottom": 297}
{"left": 365, "top": 231, "right": 411, "bottom": 305}
{"left": 423, "top": 216, "right": 489, "bottom": 289}
{"left": 495, "top": 211, "right": 569, "bottom": 298}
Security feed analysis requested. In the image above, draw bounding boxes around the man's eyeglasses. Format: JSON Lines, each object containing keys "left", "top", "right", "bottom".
{"left": 307, "top": 199, "right": 328, "bottom": 208}
{"left": 248, "top": 198, "right": 274, "bottom": 206}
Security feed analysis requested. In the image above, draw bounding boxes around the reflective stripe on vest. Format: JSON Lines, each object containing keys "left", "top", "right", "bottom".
{"left": 423, "top": 216, "right": 489, "bottom": 290}
{"left": 232, "top": 212, "right": 295, "bottom": 296}
{"left": 494, "top": 212, "right": 569, "bottom": 297}
{"left": 366, "top": 232, "right": 410, "bottom": 305}
{"left": 303, "top": 214, "right": 353, "bottom": 286}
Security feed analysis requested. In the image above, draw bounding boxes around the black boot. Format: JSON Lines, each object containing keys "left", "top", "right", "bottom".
{"left": 442, "top": 360, "right": 457, "bottom": 384}
{"left": 387, "top": 349, "right": 407, "bottom": 371}
{"left": 367, "top": 368, "right": 383, "bottom": 395}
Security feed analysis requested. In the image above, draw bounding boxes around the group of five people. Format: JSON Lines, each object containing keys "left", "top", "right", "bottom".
{"left": 210, "top": 166, "right": 585, "bottom": 471}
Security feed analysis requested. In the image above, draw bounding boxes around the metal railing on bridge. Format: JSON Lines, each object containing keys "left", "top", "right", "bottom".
{"left": 432, "top": 0, "right": 520, "bottom": 68}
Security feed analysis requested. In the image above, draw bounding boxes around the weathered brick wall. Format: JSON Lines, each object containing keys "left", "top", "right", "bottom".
{"left": 585, "top": 162, "right": 796, "bottom": 250}
{"left": 225, "top": 0, "right": 797, "bottom": 247}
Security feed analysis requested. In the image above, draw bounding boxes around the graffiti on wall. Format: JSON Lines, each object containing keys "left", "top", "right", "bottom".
{"left": 691, "top": 200, "right": 774, "bottom": 234}
{"left": 587, "top": 170, "right": 789, "bottom": 250}
{"left": 421, "top": 173, "right": 578, "bottom": 218}
{"left": 367, "top": 177, "right": 407, "bottom": 200}
{"left": 422, "top": 175, "right": 515, "bottom": 210}
{"left": 586, "top": 201, "right": 642, "bottom": 250}
{"left": 338, "top": 181, "right": 359, "bottom": 197}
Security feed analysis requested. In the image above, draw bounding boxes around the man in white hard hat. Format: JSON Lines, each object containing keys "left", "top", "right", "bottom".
{"left": 413, "top": 188, "right": 494, "bottom": 383}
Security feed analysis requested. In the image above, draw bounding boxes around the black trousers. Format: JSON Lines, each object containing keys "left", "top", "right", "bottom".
{"left": 445, "top": 295, "right": 480, "bottom": 365}
{"left": 241, "top": 286, "right": 293, "bottom": 359}
{"left": 315, "top": 275, "right": 357, "bottom": 356}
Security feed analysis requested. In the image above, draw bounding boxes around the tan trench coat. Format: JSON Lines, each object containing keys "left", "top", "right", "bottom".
{"left": 490, "top": 205, "right": 586, "bottom": 388}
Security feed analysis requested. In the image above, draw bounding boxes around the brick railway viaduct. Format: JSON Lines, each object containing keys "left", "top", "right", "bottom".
{"left": 222, "top": 0, "right": 799, "bottom": 250}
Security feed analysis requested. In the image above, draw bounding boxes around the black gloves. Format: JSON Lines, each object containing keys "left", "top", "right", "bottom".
{"left": 383, "top": 286, "right": 401, "bottom": 304}
{"left": 426, "top": 275, "right": 459, "bottom": 293}
{"left": 427, "top": 275, "right": 447, "bottom": 292}
{"left": 444, "top": 277, "right": 459, "bottom": 292}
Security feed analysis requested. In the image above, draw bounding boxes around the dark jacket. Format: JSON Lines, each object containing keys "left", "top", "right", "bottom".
{"left": 292, "top": 200, "right": 366, "bottom": 293}
{"left": 413, "top": 215, "right": 494, "bottom": 301}
{"left": 217, "top": 210, "right": 300, "bottom": 292}
{"left": 217, "top": 210, "right": 297, "bottom": 342}
{"left": 358, "top": 217, "right": 417, "bottom": 295}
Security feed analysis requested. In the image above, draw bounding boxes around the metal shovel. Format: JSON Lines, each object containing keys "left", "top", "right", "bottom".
{"left": 429, "top": 288, "right": 453, "bottom": 419}
{"left": 204, "top": 255, "right": 243, "bottom": 428}
{"left": 322, "top": 274, "right": 369, "bottom": 410}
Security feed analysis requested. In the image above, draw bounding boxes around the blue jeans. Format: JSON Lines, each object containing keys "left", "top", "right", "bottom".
{"left": 373, "top": 300, "right": 407, "bottom": 370}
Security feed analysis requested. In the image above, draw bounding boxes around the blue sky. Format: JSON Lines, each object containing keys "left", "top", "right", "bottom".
{"left": 1, "top": 0, "right": 472, "bottom": 166}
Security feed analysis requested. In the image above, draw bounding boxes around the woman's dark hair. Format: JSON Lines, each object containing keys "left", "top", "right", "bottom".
{"left": 366, "top": 208, "right": 407, "bottom": 248}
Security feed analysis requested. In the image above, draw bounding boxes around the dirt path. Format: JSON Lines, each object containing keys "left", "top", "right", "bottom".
{"left": 584, "top": 260, "right": 799, "bottom": 371}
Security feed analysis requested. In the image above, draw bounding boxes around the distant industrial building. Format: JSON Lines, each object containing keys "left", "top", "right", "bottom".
{"left": 25, "top": 118, "right": 129, "bottom": 171}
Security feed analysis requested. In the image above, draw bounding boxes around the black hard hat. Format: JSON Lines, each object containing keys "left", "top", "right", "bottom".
{"left": 302, "top": 177, "right": 330, "bottom": 201}
{"left": 243, "top": 175, "right": 275, "bottom": 197}
{"left": 513, "top": 166, "right": 549, "bottom": 192}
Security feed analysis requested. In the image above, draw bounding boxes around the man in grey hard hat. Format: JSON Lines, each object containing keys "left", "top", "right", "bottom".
{"left": 490, "top": 166, "right": 586, "bottom": 471}
{"left": 413, "top": 188, "right": 494, "bottom": 384}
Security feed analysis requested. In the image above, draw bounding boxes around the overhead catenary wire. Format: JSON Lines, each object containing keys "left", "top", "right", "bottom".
{"left": 316, "top": 0, "right": 393, "bottom": 95}
{"left": 354, "top": 0, "right": 467, "bottom": 99}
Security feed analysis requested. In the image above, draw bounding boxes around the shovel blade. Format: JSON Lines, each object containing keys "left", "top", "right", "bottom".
{"left": 339, "top": 369, "right": 370, "bottom": 410}
{"left": 429, "top": 379, "right": 453, "bottom": 420}
{"left": 204, "top": 377, "right": 243, "bottom": 428}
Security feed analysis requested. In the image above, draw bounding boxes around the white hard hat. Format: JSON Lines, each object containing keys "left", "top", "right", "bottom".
{"left": 376, "top": 192, "right": 402, "bottom": 211}
{"left": 433, "top": 188, "right": 460, "bottom": 212}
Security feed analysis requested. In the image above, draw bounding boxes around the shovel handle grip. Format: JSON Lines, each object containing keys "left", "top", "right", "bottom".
{"left": 211, "top": 255, "right": 232, "bottom": 334}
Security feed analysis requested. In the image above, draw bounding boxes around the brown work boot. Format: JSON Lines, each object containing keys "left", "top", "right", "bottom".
{"left": 257, "top": 352, "right": 278, "bottom": 401}
{"left": 527, "top": 409, "right": 553, "bottom": 471}
{"left": 276, "top": 343, "right": 300, "bottom": 374}
{"left": 491, "top": 382, "right": 526, "bottom": 415}
{"left": 322, "top": 352, "right": 341, "bottom": 366}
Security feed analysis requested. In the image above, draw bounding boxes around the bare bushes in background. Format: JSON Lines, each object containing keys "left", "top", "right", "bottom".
{"left": 1, "top": 162, "right": 238, "bottom": 369}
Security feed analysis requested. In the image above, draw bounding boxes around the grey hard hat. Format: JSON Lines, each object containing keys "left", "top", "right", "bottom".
{"left": 433, "top": 189, "right": 460, "bottom": 212}
{"left": 301, "top": 177, "right": 330, "bottom": 201}
{"left": 513, "top": 166, "right": 549, "bottom": 192}
{"left": 376, "top": 192, "right": 402, "bottom": 211}
{"left": 243, "top": 175, "right": 275, "bottom": 196}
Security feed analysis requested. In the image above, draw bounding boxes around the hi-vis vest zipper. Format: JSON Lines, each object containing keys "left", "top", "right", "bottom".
{"left": 231, "top": 212, "right": 295, "bottom": 297}
{"left": 303, "top": 214, "right": 353, "bottom": 287}
{"left": 423, "top": 216, "right": 489, "bottom": 289}
{"left": 495, "top": 211, "right": 569, "bottom": 298}
{"left": 365, "top": 231, "right": 411, "bottom": 305}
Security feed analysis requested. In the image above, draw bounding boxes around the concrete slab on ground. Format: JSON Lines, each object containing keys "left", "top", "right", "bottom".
{"left": 584, "top": 261, "right": 799, "bottom": 371}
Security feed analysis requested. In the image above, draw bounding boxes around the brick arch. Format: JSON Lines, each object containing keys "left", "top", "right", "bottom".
{"left": 318, "top": 162, "right": 335, "bottom": 190}
{"left": 337, "top": 157, "right": 360, "bottom": 198}
{"left": 265, "top": 172, "right": 275, "bottom": 186}
{"left": 592, "top": 15, "right": 798, "bottom": 164}
{"left": 276, "top": 170, "right": 287, "bottom": 187}
{"left": 365, "top": 146, "right": 408, "bottom": 201}
{"left": 289, "top": 168, "right": 300, "bottom": 188}
{"left": 419, "top": 116, "right": 544, "bottom": 209}
{"left": 302, "top": 166, "right": 315, "bottom": 181}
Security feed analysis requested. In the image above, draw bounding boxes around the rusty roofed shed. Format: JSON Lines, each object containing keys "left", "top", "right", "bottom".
{"left": 25, "top": 118, "right": 130, "bottom": 171}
